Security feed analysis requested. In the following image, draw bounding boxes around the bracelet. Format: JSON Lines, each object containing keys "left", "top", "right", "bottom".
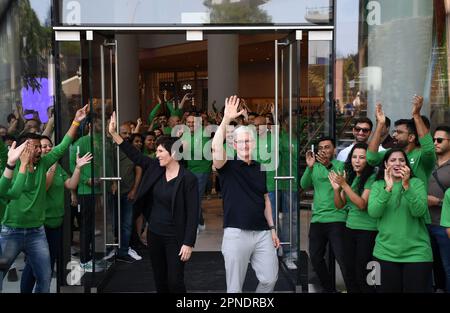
{"left": 72, "top": 121, "right": 80, "bottom": 127}
{"left": 5, "top": 163, "right": 16, "bottom": 170}
{"left": 269, "top": 225, "right": 276, "bottom": 230}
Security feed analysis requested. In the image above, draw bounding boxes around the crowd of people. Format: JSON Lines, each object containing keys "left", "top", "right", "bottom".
{"left": 0, "top": 90, "right": 449, "bottom": 294}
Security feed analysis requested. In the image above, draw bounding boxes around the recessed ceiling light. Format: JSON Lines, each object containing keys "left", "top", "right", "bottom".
{"left": 250, "top": 58, "right": 254, "bottom": 62}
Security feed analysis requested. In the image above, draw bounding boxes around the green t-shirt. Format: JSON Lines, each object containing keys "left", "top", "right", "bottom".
{"left": 2, "top": 135, "right": 73, "bottom": 228}
{"left": 368, "top": 178, "right": 432, "bottom": 262}
{"left": 253, "top": 132, "right": 276, "bottom": 192}
{"left": 45, "top": 164, "right": 69, "bottom": 228}
{"left": 70, "top": 134, "right": 102, "bottom": 195}
{"left": 345, "top": 174, "right": 378, "bottom": 231}
{"left": 366, "top": 133, "right": 436, "bottom": 223}
{"left": 0, "top": 140, "right": 8, "bottom": 173}
{"left": 184, "top": 132, "right": 212, "bottom": 174}
{"left": 0, "top": 173, "right": 26, "bottom": 222}
{"left": 279, "top": 130, "right": 298, "bottom": 191}
{"left": 440, "top": 188, "right": 450, "bottom": 228}
{"left": 300, "top": 159, "right": 347, "bottom": 223}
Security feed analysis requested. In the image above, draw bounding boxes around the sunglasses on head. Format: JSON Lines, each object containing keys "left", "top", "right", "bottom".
{"left": 433, "top": 137, "right": 450, "bottom": 144}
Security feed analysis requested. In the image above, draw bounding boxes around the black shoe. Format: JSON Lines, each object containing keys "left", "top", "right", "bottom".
{"left": 7, "top": 268, "right": 18, "bottom": 282}
{"left": 116, "top": 254, "right": 136, "bottom": 264}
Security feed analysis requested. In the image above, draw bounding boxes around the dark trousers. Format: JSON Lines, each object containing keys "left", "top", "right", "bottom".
{"left": 343, "top": 227, "right": 377, "bottom": 293}
{"left": 20, "top": 225, "right": 62, "bottom": 293}
{"left": 375, "top": 258, "right": 433, "bottom": 292}
{"left": 308, "top": 222, "right": 352, "bottom": 292}
{"left": 79, "top": 194, "right": 95, "bottom": 264}
{"left": 148, "top": 230, "right": 186, "bottom": 293}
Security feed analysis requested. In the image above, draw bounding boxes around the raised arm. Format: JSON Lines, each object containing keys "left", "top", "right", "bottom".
{"left": 64, "top": 152, "right": 93, "bottom": 190}
{"left": 211, "top": 95, "right": 244, "bottom": 170}
{"left": 109, "top": 111, "right": 155, "bottom": 169}
{"left": 411, "top": 95, "right": 428, "bottom": 139}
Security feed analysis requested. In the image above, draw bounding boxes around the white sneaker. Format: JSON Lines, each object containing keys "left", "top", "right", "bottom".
{"left": 128, "top": 247, "right": 142, "bottom": 261}
{"left": 103, "top": 248, "right": 116, "bottom": 261}
{"left": 198, "top": 224, "right": 206, "bottom": 232}
{"left": 284, "top": 257, "right": 297, "bottom": 270}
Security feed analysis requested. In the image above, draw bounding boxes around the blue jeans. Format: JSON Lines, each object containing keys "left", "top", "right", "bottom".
{"left": 0, "top": 225, "right": 51, "bottom": 293}
{"left": 20, "top": 225, "right": 62, "bottom": 293}
{"left": 268, "top": 191, "right": 298, "bottom": 257}
{"left": 115, "top": 194, "right": 134, "bottom": 256}
{"left": 428, "top": 224, "right": 450, "bottom": 292}
{"left": 194, "top": 173, "right": 210, "bottom": 226}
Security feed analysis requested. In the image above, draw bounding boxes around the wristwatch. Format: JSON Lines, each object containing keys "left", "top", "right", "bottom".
{"left": 269, "top": 225, "right": 276, "bottom": 230}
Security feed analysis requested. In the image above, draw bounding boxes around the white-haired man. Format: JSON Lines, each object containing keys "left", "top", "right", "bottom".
{"left": 211, "top": 95, "right": 280, "bottom": 293}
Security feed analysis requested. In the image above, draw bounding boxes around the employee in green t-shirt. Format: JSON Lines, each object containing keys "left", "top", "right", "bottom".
{"left": 20, "top": 135, "right": 92, "bottom": 293}
{"left": 367, "top": 97, "right": 436, "bottom": 224}
{"left": 441, "top": 189, "right": 450, "bottom": 238}
{"left": 368, "top": 148, "right": 432, "bottom": 292}
{"left": 183, "top": 113, "right": 212, "bottom": 230}
{"left": 329, "top": 142, "right": 377, "bottom": 293}
{"left": 0, "top": 104, "right": 89, "bottom": 293}
{"left": 300, "top": 137, "right": 352, "bottom": 293}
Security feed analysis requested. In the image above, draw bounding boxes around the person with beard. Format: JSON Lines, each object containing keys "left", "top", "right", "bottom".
{"left": 367, "top": 96, "right": 436, "bottom": 225}
{"left": 300, "top": 137, "right": 353, "bottom": 293}
{"left": 0, "top": 104, "right": 89, "bottom": 292}
{"left": 329, "top": 143, "right": 377, "bottom": 293}
{"left": 427, "top": 125, "right": 450, "bottom": 292}
{"left": 212, "top": 96, "right": 280, "bottom": 293}
{"left": 367, "top": 96, "right": 436, "bottom": 190}
{"left": 368, "top": 148, "right": 432, "bottom": 292}
{"left": 337, "top": 117, "right": 384, "bottom": 162}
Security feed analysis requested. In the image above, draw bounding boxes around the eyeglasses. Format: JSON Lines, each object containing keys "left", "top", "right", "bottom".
{"left": 354, "top": 127, "right": 370, "bottom": 134}
{"left": 433, "top": 137, "right": 450, "bottom": 144}
{"left": 235, "top": 139, "right": 254, "bottom": 145}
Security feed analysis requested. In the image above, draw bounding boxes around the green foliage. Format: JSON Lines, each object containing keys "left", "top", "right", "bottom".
{"left": 203, "top": 0, "right": 272, "bottom": 23}
{"left": 19, "top": 0, "right": 52, "bottom": 92}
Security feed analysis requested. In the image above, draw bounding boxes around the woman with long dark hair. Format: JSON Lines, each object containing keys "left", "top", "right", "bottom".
{"left": 367, "top": 148, "right": 432, "bottom": 292}
{"left": 328, "top": 143, "right": 377, "bottom": 293}
{"left": 108, "top": 112, "right": 199, "bottom": 293}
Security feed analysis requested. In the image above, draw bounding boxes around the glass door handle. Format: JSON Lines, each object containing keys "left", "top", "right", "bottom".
{"left": 99, "top": 177, "right": 122, "bottom": 181}
{"left": 274, "top": 176, "right": 295, "bottom": 180}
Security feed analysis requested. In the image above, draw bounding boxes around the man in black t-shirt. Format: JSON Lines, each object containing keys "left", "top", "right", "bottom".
{"left": 212, "top": 95, "right": 280, "bottom": 293}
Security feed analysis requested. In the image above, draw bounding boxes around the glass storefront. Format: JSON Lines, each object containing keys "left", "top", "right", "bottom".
{"left": 0, "top": 0, "right": 449, "bottom": 293}
{"left": 335, "top": 0, "right": 449, "bottom": 129}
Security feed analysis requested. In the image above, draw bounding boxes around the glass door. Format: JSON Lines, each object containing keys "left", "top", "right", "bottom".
{"left": 80, "top": 32, "right": 121, "bottom": 292}
{"left": 274, "top": 31, "right": 301, "bottom": 290}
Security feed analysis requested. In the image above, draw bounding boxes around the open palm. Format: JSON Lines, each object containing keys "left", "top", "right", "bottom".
{"left": 224, "top": 95, "right": 245, "bottom": 121}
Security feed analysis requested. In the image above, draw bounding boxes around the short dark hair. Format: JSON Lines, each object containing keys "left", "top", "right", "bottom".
{"left": 7, "top": 114, "right": 16, "bottom": 123}
{"left": 143, "top": 131, "right": 156, "bottom": 139}
{"left": 40, "top": 135, "right": 53, "bottom": 144}
{"left": 354, "top": 117, "right": 373, "bottom": 131}
{"left": 129, "top": 133, "right": 143, "bottom": 144}
{"left": 394, "top": 119, "right": 417, "bottom": 136}
{"left": 384, "top": 116, "right": 391, "bottom": 128}
{"left": 248, "top": 112, "right": 258, "bottom": 117}
{"left": 18, "top": 132, "right": 42, "bottom": 145}
{"left": 435, "top": 125, "right": 450, "bottom": 137}
{"left": 317, "top": 136, "right": 335, "bottom": 147}
{"left": 155, "top": 135, "right": 183, "bottom": 156}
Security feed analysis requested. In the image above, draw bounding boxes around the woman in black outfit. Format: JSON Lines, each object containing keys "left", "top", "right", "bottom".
{"left": 108, "top": 112, "right": 199, "bottom": 293}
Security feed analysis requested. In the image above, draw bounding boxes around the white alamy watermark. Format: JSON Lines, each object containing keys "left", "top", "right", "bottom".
{"left": 366, "top": 260, "right": 381, "bottom": 286}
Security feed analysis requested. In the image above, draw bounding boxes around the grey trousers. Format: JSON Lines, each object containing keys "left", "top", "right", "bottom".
{"left": 221, "top": 227, "right": 279, "bottom": 293}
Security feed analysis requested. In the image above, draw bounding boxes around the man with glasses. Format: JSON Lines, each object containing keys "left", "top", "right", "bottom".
{"left": 427, "top": 125, "right": 450, "bottom": 292}
{"left": 367, "top": 96, "right": 435, "bottom": 190}
{"left": 212, "top": 95, "right": 280, "bottom": 293}
{"left": 337, "top": 117, "right": 385, "bottom": 162}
